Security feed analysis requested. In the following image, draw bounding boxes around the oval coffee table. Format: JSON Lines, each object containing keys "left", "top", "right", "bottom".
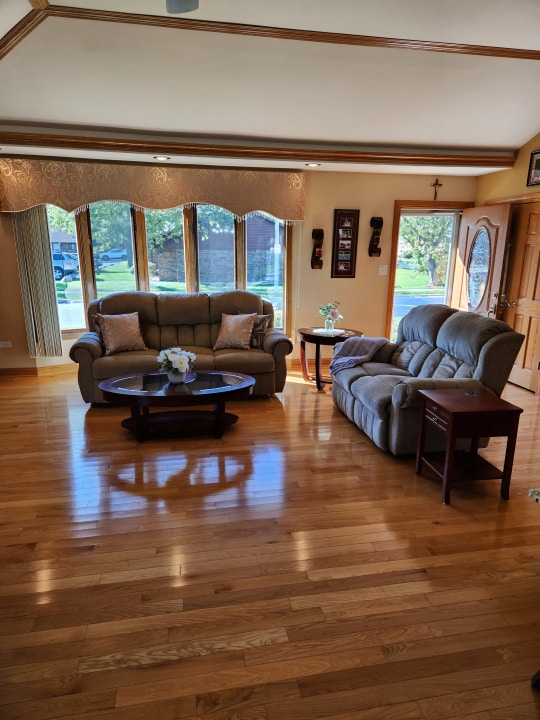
{"left": 99, "top": 371, "right": 255, "bottom": 441}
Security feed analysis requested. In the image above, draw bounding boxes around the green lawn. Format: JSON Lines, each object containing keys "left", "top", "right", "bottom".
{"left": 394, "top": 268, "right": 445, "bottom": 295}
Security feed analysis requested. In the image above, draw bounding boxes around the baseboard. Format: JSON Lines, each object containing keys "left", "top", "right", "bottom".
{"left": 0, "top": 364, "right": 77, "bottom": 377}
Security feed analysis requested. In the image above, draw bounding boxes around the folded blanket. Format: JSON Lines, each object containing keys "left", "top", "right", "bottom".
{"left": 329, "top": 336, "right": 388, "bottom": 374}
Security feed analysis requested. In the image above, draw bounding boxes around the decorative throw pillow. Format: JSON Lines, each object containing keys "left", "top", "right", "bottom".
{"left": 213, "top": 313, "right": 257, "bottom": 351}
{"left": 94, "top": 312, "right": 147, "bottom": 356}
{"left": 250, "top": 313, "right": 272, "bottom": 348}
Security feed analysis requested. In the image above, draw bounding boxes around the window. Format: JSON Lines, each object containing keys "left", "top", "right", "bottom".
{"left": 46, "top": 205, "right": 84, "bottom": 330}
{"left": 45, "top": 202, "right": 288, "bottom": 333}
{"left": 196, "top": 205, "right": 235, "bottom": 291}
{"left": 89, "top": 201, "right": 136, "bottom": 298}
{"left": 246, "top": 213, "right": 285, "bottom": 328}
{"left": 144, "top": 207, "right": 186, "bottom": 292}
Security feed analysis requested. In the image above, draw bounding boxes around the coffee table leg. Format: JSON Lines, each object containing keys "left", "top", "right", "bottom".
{"left": 132, "top": 402, "right": 147, "bottom": 442}
{"left": 214, "top": 400, "right": 226, "bottom": 438}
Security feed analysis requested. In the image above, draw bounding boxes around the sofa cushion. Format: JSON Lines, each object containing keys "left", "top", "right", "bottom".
{"left": 213, "top": 313, "right": 257, "bottom": 350}
{"left": 250, "top": 314, "right": 272, "bottom": 348}
{"left": 391, "top": 340, "right": 435, "bottom": 374}
{"left": 436, "top": 311, "right": 514, "bottom": 366}
{"left": 350, "top": 375, "right": 406, "bottom": 421}
{"left": 94, "top": 312, "right": 147, "bottom": 356}
{"left": 396, "top": 304, "right": 457, "bottom": 346}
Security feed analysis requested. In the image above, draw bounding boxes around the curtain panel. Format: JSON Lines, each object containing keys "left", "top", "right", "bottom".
{"left": 0, "top": 158, "right": 305, "bottom": 221}
{"left": 12, "top": 206, "right": 63, "bottom": 358}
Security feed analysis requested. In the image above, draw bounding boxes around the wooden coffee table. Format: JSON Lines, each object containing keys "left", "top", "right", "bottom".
{"left": 416, "top": 388, "right": 523, "bottom": 504}
{"left": 99, "top": 371, "right": 255, "bottom": 441}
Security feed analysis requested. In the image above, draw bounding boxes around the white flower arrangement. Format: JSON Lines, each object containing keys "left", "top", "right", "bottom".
{"left": 319, "top": 301, "right": 343, "bottom": 321}
{"left": 157, "top": 347, "right": 196, "bottom": 375}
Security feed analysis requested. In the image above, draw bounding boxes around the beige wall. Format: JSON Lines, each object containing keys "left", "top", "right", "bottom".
{"left": 476, "top": 132, "right": 540, "bottom": 205}
{"left": 289, "top": 171, "right": 476, "bottom": 358}
{"left": 0, "top": 169, "right": 477, "bottom": 369}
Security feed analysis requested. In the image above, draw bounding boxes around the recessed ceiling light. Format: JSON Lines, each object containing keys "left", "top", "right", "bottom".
{"left": 305, "top": 163, "right": 321, "bottom": 167}
{"left": 154, "top": 156, "right": 171, "bottom": 161}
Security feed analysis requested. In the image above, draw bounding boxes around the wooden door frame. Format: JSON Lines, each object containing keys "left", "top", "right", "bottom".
{"left": 386, "top": 200, "right": 474, "bottom": 337}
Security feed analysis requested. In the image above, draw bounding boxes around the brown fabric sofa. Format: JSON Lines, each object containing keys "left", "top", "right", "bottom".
{"left": 69, "top": 290, "right": 293, "bottom": 403}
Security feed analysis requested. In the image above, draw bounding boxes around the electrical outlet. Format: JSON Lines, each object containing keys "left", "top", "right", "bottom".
{"left": 0, "top": 341, "right": 12, "bottom": 348}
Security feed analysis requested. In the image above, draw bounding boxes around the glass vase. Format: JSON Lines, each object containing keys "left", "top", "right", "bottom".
{"left": 324, "top": 317, "right": 335, "bottom": 334}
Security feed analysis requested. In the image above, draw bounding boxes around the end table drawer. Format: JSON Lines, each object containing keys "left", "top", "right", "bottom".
{"left": 425, "top": 402, "right": 450, "bottom": 432}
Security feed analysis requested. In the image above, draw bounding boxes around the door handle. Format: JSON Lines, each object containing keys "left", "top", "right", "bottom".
{"left": 498, "top": 293, "right": 516, "bottom": 309}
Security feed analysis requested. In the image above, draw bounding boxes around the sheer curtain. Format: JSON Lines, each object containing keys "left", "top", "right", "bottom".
{"left": 12, "top": 206, "right": 63, "bottom": 357}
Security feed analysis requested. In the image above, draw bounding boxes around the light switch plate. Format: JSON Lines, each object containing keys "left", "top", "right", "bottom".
{"left": 378, "top": 264, "right": 389, "bottom": 275}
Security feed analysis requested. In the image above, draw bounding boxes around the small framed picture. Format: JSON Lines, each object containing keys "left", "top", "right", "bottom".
{"left": 331, "top": 209, "right": 359, "bottom": 278}
{"left": 527, "top": 149, "right": 540, "bottom": 186}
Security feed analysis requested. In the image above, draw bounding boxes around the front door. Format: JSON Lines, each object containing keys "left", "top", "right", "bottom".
{"left": 502, "top": 202, "right": 540, "bottom": 393}
{"left": 450, "top": 205, "right": 511, "bottom": 315}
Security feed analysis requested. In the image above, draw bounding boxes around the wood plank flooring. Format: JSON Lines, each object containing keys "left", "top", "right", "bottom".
{"left": 1, "top": 370, "right": 540, "bottom": 719}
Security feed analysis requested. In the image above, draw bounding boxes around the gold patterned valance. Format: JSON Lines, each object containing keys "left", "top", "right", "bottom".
{"left": 0, "top": 158, "right": 305, "bottom": 221}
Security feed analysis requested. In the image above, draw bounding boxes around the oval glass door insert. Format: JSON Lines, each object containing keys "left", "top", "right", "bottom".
{"left": 467, "top": 229, "right": 490, "bottom": 310}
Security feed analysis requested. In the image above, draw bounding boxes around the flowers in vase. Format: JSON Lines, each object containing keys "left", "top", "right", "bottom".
{"left": 157, "top": 347, "right": 196, "bottom": 375}
{"left": 319, "top": 301, "right": 343, "bottom": 323}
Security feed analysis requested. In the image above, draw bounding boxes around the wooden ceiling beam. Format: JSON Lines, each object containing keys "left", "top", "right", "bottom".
{"left": 0, "top": 130, "right": 516, "bottom": 168}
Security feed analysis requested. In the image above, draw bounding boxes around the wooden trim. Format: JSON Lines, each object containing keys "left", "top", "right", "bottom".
{"left": 0, "top": 131, "right": 516, "bottom": 169}
{"left": 29, "top": 0, "right": 49, "bottom": 8}
{"left": 485, "top": 192, "right": 540, "bottom": 206}
{"left": 74, "top": 209, "right": 96, "bottom": 312}
{"left": 45, "top": 5, "right": 540, "bottom": 61}
{"left": 0, "top": 9, "right": 46, "bottom": 61}
{"left": 234, "top": 218, "right": 246, "bottom": 289}
{"left": 132, "top": 206, "right": 150, "bottom": 292}
{"left": 284, "top": 224, "right": 293, "bottom": 337}
{"left": 183, "top": 206, "right": 198, "bottom": 293}
{"left": 385, "top": 200, "right": 475, "bottom": 336}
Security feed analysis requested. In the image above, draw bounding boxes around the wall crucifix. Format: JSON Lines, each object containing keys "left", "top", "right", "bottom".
{"left": 431, "top": 177, "right": 443, "bottom": 200}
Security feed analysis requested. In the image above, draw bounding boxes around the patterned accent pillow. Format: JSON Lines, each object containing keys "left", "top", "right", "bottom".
{"left": 213, "top": 313, "right": 257, "bottom": 351}
{"left": 94, "top": 312, "right": 147, "bottom": 356}
{"left": 250, "top": 314, "right": 272, "bottom": 348}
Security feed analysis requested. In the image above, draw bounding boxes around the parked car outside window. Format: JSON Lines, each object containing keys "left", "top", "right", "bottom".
{"left": 98, "top": 248, "right": 127, "bottom": 262}
{"left": 52, "top": 252, "right": 79, "bottom": 281}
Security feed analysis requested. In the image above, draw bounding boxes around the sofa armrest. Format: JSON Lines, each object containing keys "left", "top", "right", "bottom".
{"left": 392, "top": 377, "right": 487, "bottom": 409}
{"left": 69, "top": 331, "right": 104, "bottom": 363}
{"left": 262, "top": 329, "right": 293, "bottom": 357}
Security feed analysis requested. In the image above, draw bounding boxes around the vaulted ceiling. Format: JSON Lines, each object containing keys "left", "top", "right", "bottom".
{"left": 1, "top": 0, "right": 540, "bottom": 175}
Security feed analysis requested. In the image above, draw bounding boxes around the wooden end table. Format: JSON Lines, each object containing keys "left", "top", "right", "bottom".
{"left": 415, "top": 389, "right": 523, "bottom": 505}
{"left": 298, "top": 327, "right": 363, "bottom": 391}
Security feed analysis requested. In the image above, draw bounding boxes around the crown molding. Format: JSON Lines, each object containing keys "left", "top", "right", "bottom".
{"left": 0, "top": 9, "right": 46, "bottom": 61}
{"left": 2, "top": 4, "right": 540, "bottom": 62}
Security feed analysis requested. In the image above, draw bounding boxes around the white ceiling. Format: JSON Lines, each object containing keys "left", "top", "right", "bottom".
{"left": 1, "top": 0, "right": 539, "bottom": 176}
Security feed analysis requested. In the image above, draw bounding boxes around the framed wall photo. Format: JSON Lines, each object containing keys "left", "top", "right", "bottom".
{"left": 527, "top": 149, "right": 540, "bottom": 186}
{"left": 331, "top": 209, "right": 359, "bottom": 278}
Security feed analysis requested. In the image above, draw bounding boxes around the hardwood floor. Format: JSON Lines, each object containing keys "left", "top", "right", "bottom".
{"left": 1, "top": 369, "right": 540, "bottom": 719}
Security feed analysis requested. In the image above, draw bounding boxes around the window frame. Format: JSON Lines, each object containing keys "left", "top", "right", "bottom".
{"left": 49, "top": 203, "right": 291, "bottom": 335}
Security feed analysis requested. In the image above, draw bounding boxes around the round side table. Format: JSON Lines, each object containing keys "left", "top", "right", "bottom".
{"left": 298, "top": 327, "right": 363, "bottom": 391}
